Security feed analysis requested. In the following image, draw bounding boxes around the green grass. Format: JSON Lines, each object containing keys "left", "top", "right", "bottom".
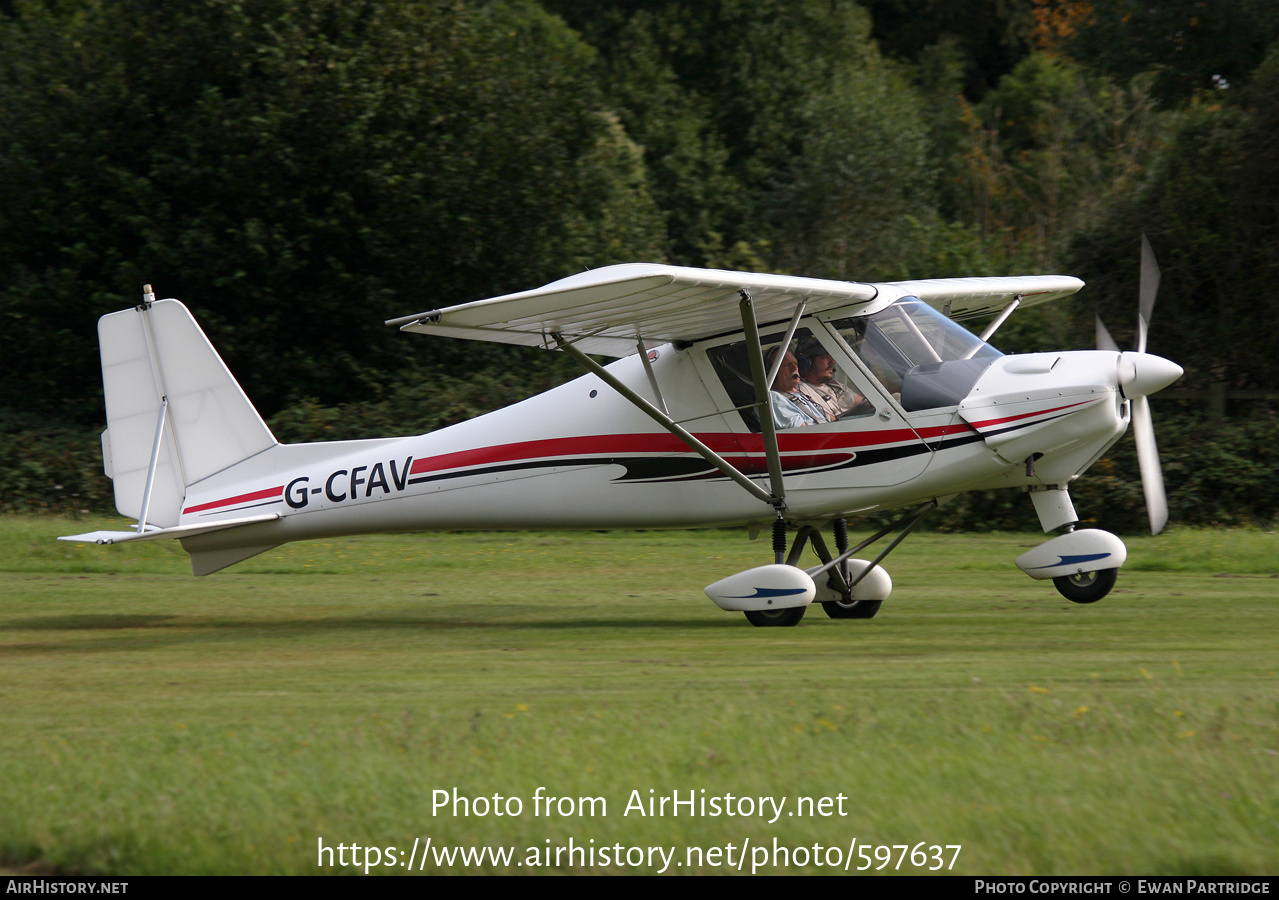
{"left": 1, "top": 516, "right": 1276, "bottom": 875}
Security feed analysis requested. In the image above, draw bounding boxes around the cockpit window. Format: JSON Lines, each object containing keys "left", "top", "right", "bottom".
{"left": 707, "top": 327, "right": 874, "bottom": 432}
{"left": 831, "top": 297, "right": 1002, "bottom": 412}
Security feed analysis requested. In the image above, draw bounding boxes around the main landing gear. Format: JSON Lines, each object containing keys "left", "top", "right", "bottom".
{"left": 744, "top": 606, "right": 808, "bottom": 627}
{"left": 822, "top": 595, "right": 882, "bottom": 620}
{"left": 703, "top": 503, "right": 932, "bottom": 627}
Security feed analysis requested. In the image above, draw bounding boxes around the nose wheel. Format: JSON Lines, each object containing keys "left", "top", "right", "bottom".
{"left": 1052, "top": 568, "right": 1117, "bottom": 604}
{"left": 1016, "top": 521, "right": 1127, "bottom": 604}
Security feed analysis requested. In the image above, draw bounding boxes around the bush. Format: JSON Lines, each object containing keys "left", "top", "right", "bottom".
{"left": 0, "top": 412, "right": 113, "bottom": 515}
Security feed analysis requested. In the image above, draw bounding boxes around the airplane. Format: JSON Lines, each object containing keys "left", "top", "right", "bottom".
{"left": 60, "top": 242, "right": 1183, "bottom": 627}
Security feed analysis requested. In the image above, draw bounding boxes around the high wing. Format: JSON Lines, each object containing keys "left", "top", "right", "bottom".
{"left": 885, "top": 275, "right": 1084, "bottom": 321}
{"left": 386, "top": 263, "right": 1083, "bottom": 355}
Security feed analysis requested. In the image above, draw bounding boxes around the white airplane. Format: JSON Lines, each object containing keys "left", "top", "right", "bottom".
{"left": 61, "top": 244, "right": 1182, "bottom": 627}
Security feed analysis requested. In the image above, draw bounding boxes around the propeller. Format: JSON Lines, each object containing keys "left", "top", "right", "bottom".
{"left": 1095, "top": 314, "right": 1119, "bottom": 353}
{"left": 1136, "top": 233, "right": 1160, "bottom": 354}
{"left": 1098, "top": 234, "right": 1182, "bottom": 535}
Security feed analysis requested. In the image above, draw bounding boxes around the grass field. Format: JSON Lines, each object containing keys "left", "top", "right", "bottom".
{"left": 1, "top": 515, "right": 1275, "bottom": 875}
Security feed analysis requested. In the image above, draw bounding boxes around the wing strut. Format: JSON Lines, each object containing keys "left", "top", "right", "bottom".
{"left": 764, "top": 298, "right": 808, "bottom": 389}
{"left": 972, "top": 295, "right": 1021, "bottom": 350}
{"left": 738, "top": 289, "right": 789, "bottom": 513}
{"left": 636, "top": 337, "right": 669, "bottom": 416}
{"left": 551, "top": 287, "right": 806, "bottom": 516}
{"left": 551, "top": 334, "right": 776, "bottom": 507}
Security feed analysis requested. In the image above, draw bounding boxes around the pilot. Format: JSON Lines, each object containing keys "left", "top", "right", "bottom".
{"left": 767, "top": 348, "right": 827, "bottom": 428}
{"left": 796, "top": 339, "right": 868, "bottom": 420}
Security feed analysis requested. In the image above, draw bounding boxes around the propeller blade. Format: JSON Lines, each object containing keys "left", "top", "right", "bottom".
{"left": 1131, "top": 395, "right": 1169, "bottom": 534}
{"left": 1137, "top": 233, "right": 1161, "bottom": 354}
{"left": 1096, "top": 315, "right": 1119, "bottom": 352}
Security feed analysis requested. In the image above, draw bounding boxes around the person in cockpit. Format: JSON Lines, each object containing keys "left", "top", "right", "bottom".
{"left": 767, "top": 348, "right": 827, "bottom": 428}
{"left": 796, "top": 338, "right": 869, "bottom": 420}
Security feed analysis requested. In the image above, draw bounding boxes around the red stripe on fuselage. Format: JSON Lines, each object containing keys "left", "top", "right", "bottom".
{"left": 406, "top": 428, "right": 933, "bottom": 478}
{"left": 965, "top": 399, "right": 1095, "bottom": 430}
{"left": 183, "top": 486, "right": 283, "bottom": 514}
{"left": 407, "top": 434, "right": 719, "bottom": 476}
{"left": 737, "top": 427, "right": 925, "bottom": 453}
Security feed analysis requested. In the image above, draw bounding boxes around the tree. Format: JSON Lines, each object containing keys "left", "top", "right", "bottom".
{"left": 544, "top": 0, "right": 939, "bottom": 278}
{"left": 1053, "top": 0, "right": 1279, "bottom": 102}
{"left": 762, "top": 62, "right": 935, "bottom": 281}
{"left": 860, "top": 0, "right": 1037, "bottom": 98}
{"left": 956, "top": 52, "right": 1169, "bottom": 269}
{"left": 1068, "top": 42, "right": 1279, "bottom": 391}
{"left": 546, "top": 3, "right": 744, "bottom": 267}
{"left": 0, "top": 0, "right": 665, "bottom": 422}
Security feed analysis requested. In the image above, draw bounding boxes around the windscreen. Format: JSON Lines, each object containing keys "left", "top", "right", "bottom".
{"left": 830, "top": 298, "right": 1002, "bottom": 411}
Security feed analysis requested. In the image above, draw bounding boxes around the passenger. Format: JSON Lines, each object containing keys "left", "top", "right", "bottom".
{"left": 767, "top": 348, "right": 827, "bottom": 428}
{"left": 796, "top": 340, "right": 869, "bottom": 419}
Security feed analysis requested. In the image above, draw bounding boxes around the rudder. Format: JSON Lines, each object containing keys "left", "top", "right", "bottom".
{"left": 99, "top": 295, "right": 276, "bottom": 529}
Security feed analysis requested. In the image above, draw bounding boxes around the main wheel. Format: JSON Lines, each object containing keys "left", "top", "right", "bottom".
{"left": 1052, "top": 568, "right": 1118, "bottom": 604}
{"left": 822, "top": 599, "right": 882, "bottom": 619}
{"left": 743, "top": 606, "right": 807, "bottom": 627}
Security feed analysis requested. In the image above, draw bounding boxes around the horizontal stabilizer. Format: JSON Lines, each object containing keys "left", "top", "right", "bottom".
{"left": 58, "top": 513, "right": 280, "bottom": 545}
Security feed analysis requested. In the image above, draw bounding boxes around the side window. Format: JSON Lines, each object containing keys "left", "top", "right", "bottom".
{"left": 832, "top": 315, "right": 908, "bottom": 398}
{"left": 707, "top": 327, "right": 874, "bottom": 432}
{"left": 792, "top": 332, "right": 875, "bottom": 424}
{"left": 706, "top": 334, "right": 769, "bottom": 432}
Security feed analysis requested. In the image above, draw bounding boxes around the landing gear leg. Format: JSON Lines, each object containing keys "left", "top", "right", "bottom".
{"left": 808, "top": 504, "right": 933, "bottom": 621}
{"left": 812, "top": 517, "right": 882, "bottom": 619}
{"left": 732, "top": 519, "right": 811, "bottom": 627}
{"left": 717, "top": 506, "right": 931, "bottom": 628}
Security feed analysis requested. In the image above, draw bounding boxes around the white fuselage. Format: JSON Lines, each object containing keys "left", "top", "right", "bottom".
{"left": 176, "top": 343, "right": 1134, "bottom": 557}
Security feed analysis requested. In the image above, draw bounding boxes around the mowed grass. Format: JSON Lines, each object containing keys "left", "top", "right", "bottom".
{"left": 1, "top": 516, "right": 1275, "bottom": 875}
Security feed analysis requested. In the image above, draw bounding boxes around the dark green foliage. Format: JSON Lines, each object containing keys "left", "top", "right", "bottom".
{"left": 543, "top": 0, "right": 936, "bottom": 278}
{"left": 2, "top": 0, "right": 1277, "bottom": 529}
{"left": 859, "top": 0, "right": 1036, "bottom": 98}
{"left": 1061, "top": 0, "right": 1279, "bottom": 102}
{"left": 957, "top": 52, "right": 1171, "bottom": 271}
{"left": 0, "top": 0, "right": 664, "bottom": 422}
{"left": 1068, "top": 45, "right": 1279, "bottom": 392}
{"left": 1068, "top": 410, "right": 1279, "bottom": 532}
{"left": 0, "top": 411, "right": 114, "bottom": 514}
{"left": 760, "top": 46, "right": 935, "bottom": 281}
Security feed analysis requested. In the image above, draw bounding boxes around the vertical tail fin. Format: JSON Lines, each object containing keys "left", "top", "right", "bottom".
{"left": 99, "top": 297, "right": 277, "bottom": 528}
